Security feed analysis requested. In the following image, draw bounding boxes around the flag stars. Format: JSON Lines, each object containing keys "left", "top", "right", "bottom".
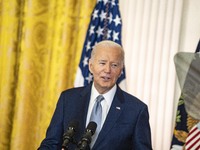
{"left": 108, "top": 13, "right": 113, "bottom": 24}
{"left": 86, "top": 41, "right": 91, "bottom": 51}
{"left": 100, "top": 10, "right": 107, "bottom": 21}
{"left": 92, "top": 9, "right": 99, "bottom": 20}
{"left": 113, "top": 31, "right": 119, "bottom": 41}
{"left": 86, "top": 73, "right": 93, "bottom": 84}
{"left": 121, "top": 70, "right": 124, "bottom": 76}
{"left": 102, "top": 0, "right": 109, "bottom": 5}
{"left": 107, "top": 30, "right": 112, "bottom": 39}
{"left": 89, "top": 26, "right": 95, "bottom": 36}
{"left": 113, "top": 15, "right": 121, "bottom": 26}
{"left": 83, "top": 56, "right": 89, "bottom": 67}
{"left": 96, "top": 26, "right": 103, "bottom": 37}
{"left": 111, "top": 0, "right": 116, "bottom": 6}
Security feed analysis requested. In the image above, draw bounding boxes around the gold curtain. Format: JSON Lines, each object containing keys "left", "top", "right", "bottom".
{"left": 0, "top": 0, "right": 96, "bottom": 149}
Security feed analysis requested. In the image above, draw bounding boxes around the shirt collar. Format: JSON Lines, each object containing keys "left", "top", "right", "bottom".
{"left": 91, "top": 83, "right": 117, "bottom": 105}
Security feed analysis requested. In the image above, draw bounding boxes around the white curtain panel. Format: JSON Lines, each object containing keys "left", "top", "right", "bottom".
{"left": 119, "top": 0, "right": 200, "bottom": 149}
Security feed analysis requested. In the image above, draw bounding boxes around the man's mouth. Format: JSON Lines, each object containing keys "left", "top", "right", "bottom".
{"left": 101, "top": 76, "right": 111, "bottom": 81}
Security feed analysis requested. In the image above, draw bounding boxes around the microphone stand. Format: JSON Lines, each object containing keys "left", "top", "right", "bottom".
{"left": 62, "top": 139, "right": 78, "bottom": 150}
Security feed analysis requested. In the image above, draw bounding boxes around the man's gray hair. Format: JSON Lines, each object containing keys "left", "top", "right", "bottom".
{"left": 90, "top": 40, "right": 124, "bottom": 65}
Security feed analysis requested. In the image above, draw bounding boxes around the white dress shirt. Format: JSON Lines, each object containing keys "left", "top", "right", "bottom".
{"left": 86, "top": 83, "right": 117, "bottom": 129}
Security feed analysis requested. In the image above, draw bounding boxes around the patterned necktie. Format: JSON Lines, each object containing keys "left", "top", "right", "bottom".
{"left": 89, "top": 95, "right": 104, "bottom": 147}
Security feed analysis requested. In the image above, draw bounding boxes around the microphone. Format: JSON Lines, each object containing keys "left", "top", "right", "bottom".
{"left": 76, "top": 121, "right": 97, "bottom": 150}
{"left": 62, "top": 120, "right": 79, "bottom": 150}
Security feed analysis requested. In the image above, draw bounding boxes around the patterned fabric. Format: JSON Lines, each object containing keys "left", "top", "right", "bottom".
{"left": 171, "top": 39, "right": 200, "bottom": 150}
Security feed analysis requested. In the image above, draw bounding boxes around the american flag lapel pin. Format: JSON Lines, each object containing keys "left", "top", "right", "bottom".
{"left": 116, "top": 107, "right": 121, "bottom": 110}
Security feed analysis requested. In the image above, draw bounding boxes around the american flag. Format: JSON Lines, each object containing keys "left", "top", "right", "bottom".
{"left": 185, "top": 122, "right": 200, "bottom": 150}
{"left": 74, "top": 0, "right": 126, "bottom": 88}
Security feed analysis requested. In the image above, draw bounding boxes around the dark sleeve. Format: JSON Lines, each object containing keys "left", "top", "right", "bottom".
{"left": 38, "top": 93, "right": 65, "bottom": 150}
{"left": 133, "top": 105, "right": 152, "bottom": 150}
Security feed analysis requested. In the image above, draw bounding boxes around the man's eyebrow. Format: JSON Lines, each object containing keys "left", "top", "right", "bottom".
{"left": 98, "top": 60, "right": 107, "bottom": 62}
{"left": 98, "top": 60, "right": 120, "bottom": 64}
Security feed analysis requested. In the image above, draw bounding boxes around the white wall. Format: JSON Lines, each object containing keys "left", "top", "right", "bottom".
{"left": 119, "top": 0, "right": 200, "bottom": 149}
{"left": 179, "top": 0, "right": 200, "bottom": 52}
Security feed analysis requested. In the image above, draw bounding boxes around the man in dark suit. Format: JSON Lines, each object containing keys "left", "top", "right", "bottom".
{"left": 38, "top": 40, "right": 152, "bottom": 150}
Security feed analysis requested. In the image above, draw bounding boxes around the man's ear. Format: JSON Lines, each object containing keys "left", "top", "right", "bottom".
{"left": 88, "top": 59, "right": 93, "bottom": 73}
{"left": 118, "top": 67, "right": 124, "bottom": 78}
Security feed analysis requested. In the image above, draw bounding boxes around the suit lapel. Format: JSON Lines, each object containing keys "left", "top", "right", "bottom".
{"left": 93, "top": 86, "right": 125, "bottom": 147}
{"left": 75, "top": 84, "right": 92, "bottom": 140}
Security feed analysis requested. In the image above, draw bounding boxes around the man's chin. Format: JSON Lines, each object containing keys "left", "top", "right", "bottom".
{"left": 100, "top": 83, "right": 114, "bottom": 90}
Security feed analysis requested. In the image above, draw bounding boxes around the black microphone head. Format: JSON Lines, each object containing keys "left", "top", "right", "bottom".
{"left": 68, "top": 120, "right": 79, "bottom": 130}
{"left": 62, "top": 120, "right": 79, "bottom": 149}
{"left": 77, "top": 122, "right": 97, "bottom": 149}
{"left": 86, "top": 121, "right": 97, "bottom": 135}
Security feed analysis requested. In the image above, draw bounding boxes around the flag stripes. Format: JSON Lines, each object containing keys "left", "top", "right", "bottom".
{"left": 185, "top": 122, "right": 200, "bottom": 150}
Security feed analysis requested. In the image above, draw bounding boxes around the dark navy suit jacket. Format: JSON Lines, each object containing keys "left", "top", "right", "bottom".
{"left": 38, "top": 84, "right": 152, "bottom": 150}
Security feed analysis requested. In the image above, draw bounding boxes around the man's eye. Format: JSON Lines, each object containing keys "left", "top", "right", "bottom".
{"left": 99, "top": 62, "right": 105, "bottom": 65}
{"left": 111, "top": 64, "right": 118, "bottom": 68}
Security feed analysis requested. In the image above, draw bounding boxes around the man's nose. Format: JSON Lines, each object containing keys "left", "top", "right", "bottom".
{"left": 104, "top": 64, "right": 111, "bottom": 73}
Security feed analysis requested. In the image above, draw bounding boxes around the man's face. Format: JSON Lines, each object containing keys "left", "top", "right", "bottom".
{"left": 89, "top": 46, "right": 123, "bottom": 94}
